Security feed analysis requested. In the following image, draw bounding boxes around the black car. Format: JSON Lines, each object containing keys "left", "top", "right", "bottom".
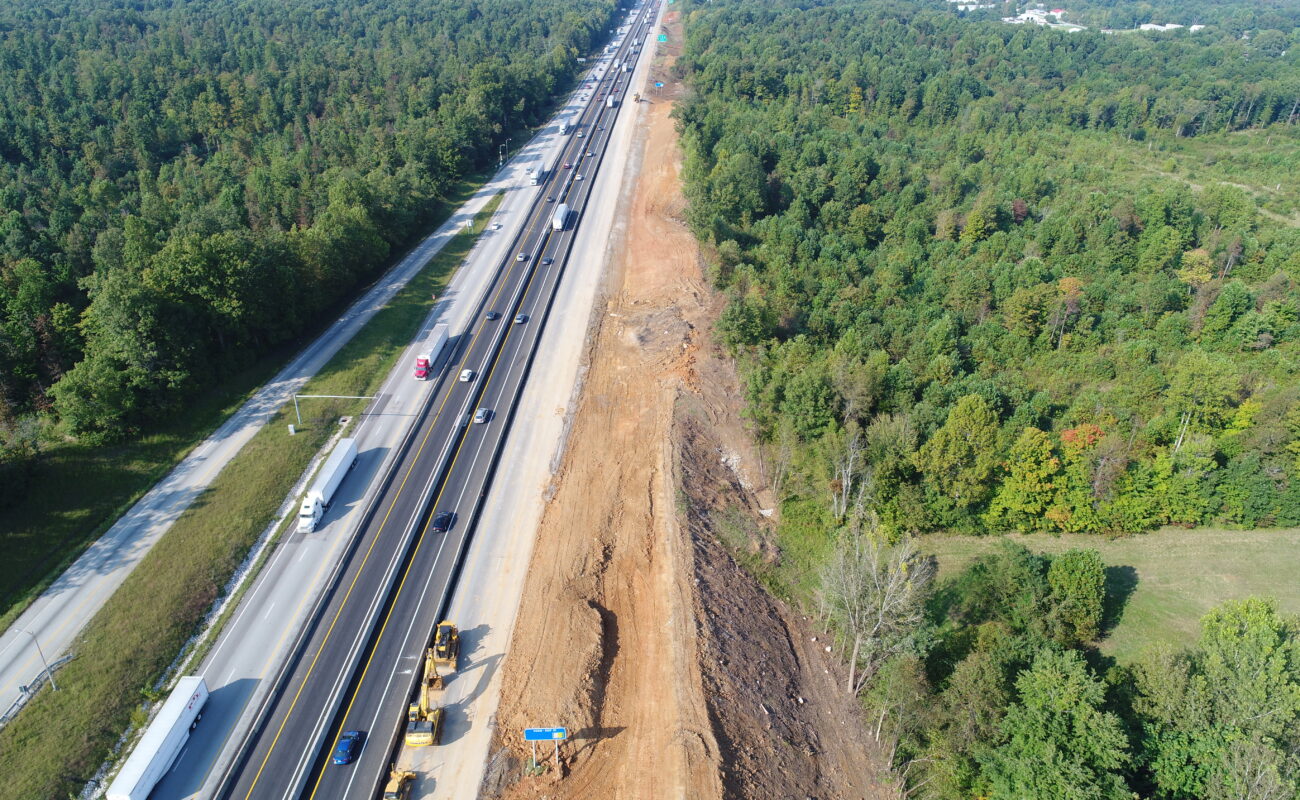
{"left": 542, "top": 257, "right": 554, "bottom": 266}
{"left": 431, "top": 511, "right": 454, "bottom": 533}
{"left": 486, "top": 311, "right": 501, "bottom": 321}
{"left": 546, "top": 196, "right": 555, "bottom": 203}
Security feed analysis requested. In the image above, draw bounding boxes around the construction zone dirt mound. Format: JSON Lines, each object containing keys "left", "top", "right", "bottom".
{"left": 485, "top": 12, "right": 892, "bottom": 800}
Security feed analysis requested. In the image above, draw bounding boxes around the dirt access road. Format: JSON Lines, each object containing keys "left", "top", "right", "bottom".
{"left": 486, "top": 15, "right": 892, "bottom": 800}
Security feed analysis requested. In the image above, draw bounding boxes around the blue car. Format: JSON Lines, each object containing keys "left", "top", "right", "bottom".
{"left": 332, "top": 730, "right": 364, "bottom": 765}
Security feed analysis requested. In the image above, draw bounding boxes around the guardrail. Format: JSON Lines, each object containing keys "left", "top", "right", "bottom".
{"left": 0, "top": 653, "right": 74, "bottom": 728}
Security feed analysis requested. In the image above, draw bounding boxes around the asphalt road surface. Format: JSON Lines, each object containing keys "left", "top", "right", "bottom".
{"left": 214, "top": 7, "right": 658, "bottom": 799}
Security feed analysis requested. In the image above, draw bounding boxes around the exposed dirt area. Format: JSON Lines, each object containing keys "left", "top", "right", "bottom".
{"left": 486, "top": 14, "right": 893, "bottom": 800}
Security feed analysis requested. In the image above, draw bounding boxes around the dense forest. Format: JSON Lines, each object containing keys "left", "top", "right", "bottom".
{"left": 0, "top": 0, "right": 616, "bottom": 451}
{"left": 678, "top": 0, "right": 1300, "bottom": 537}
{"left": 676, "top": 0, "right": 1300, "bottom": 797}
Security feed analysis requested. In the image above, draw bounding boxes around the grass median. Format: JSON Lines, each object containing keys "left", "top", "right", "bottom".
{"left": 0, "top": 192, "right": 503, "bottom": 800}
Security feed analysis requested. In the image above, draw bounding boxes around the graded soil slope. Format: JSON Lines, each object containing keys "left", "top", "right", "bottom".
{"left": 487, "top": 16, "right": 892, "bottom": 800}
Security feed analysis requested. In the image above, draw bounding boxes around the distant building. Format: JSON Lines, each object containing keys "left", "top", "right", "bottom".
{"left": 1140, "top": 22, "right": 1185, "bottom": 31}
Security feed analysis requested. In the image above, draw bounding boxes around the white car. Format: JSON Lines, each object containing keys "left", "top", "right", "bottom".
{"left": 473, "top": 408, "right": 491, "bottom": 424}
{"left": 460, "top": 369, "right": 475, "bottom": 382}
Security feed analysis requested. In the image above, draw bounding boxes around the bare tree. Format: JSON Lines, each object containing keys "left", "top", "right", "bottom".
{"left": 828, "top": 421, "right": 865, "bottom": 521}
{"left": 1205, "top": 736, "right": 1297, "bottom": 800}
{"left": 767, "top": 418, "right": 798, "bottom": 498}
{"left": 822, "top": 526, "right": 934, "bottom": 694}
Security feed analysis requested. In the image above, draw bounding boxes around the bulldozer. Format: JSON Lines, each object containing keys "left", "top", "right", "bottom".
{"left": 381, "top": 769, "right": 416, "bottom": 800}
{"left": 432, "top": 621, "right": 459, "bottom": 673}
{"left": 404, "top": 648, "right": 444, "bottom": 746}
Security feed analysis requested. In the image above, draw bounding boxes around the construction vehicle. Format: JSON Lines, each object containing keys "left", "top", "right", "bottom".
{"left": 404, "top": 648, "right": 445, "bottom": 746}
{"left": 381, "top": 769, "right": 416, "bottom": 800}
{"left": 432, "top": 621, "right": 460, "bottom": 673}
{"left": 633, "top": 91, "right": 641, "bottom": 103}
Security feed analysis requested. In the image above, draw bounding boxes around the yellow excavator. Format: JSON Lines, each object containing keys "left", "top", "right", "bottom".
{"left": 404, "top": 648, "right": 444, "bottom": 746}
{"left": 381, "top": 769, "right": 415, "bottom": 800}
{"left": 432, "top": 621, "right": 459, "bottom": 673}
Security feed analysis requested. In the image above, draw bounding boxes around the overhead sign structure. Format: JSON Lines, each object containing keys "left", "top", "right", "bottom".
{"left": 524, "top": 727, "right": 568, "bottom": 741}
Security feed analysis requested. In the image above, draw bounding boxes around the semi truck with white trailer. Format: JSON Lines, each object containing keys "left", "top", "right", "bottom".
{"left": 105, "top": 676, "right": 209, "bottom": 800}
{"left": 559, "top": 118, "right": 570, "bottom": 135}
{"left": 296, "top": 437, "right": 358, "bottom": 533}
{"left": 528, "top": 160, "right": 549, "bottom": 186}
{"left": 414, "top": 322, "right": 449, "bottom": 380}
{"left": 606, "top": 94, "right": 617, "bottom": 108}
{"left": 552, "top": 204, "right": 571, "bottom": 231}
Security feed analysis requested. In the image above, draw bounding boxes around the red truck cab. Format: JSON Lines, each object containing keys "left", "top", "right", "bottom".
{"left": 414, "top": 355, "right": 431, "bottom": 380}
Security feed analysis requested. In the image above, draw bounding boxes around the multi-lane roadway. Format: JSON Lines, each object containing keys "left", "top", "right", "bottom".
{"left": 216, "top": 5, "right": 658, "bottom": 797}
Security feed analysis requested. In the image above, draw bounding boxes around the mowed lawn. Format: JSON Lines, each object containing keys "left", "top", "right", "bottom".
{"left": 922, "top": 527, "right": 1300, "bottom": 663}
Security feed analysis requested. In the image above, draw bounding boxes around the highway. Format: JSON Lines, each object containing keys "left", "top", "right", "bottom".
{"left": 216, "top": 6, "right": 658, "bottom": 798}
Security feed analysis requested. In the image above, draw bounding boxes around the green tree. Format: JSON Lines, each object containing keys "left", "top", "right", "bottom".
{"left": 1046, "top": 549, "right": 1106, "bottom": 645}
{"left": 985, "top": 427, "right": 1061, "bottom": 532}
{"left": 1135, "top": 598, "right": 1300, "bottom": 799}
{"left": 915, "top": 394, "right": 1000, "bottom": 514}
{"left": 1176, "top": 249, "right": 1214, "bottom": 289}
{"left": 979, "top": 649, "right": 1132, "bottom": 800}
{"left": 1167, "top": 349, "right": 1240, "bottom": 448}
{"left": 961, "top": 200, "right": 996, "bottom": 247}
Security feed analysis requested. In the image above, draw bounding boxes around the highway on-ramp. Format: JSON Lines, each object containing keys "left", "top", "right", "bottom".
{"left": 216, "top": 6, "right": 657, "bottom": 798}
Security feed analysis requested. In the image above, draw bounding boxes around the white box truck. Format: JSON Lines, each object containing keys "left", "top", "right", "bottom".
{"left": 559, "top": 118, "right": 570, "bottom": 135}
{"left": 606, "top": 94, "right": 617, "bottom": 108}
{"left": 297, "top": 437, "right": 358, "bottom": 533}
{"left": 552, "top": 204, "right": 571, "bottom": 231}
{"left": 105, "top": 677, "right": 208, "bottom": 800}
{"left": 414, "top": 323, "right": 449, "bottom": 380}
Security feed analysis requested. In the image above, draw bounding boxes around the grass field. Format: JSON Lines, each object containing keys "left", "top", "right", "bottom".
{"left": 0, "top": 193, "right": 503, "bottom": 800}
{"left": 0, "top": 174, "right": 496, "bottom": 634}
{"left": 1069, "top": 125, "right": 1300, "bottom": 226}
{"left": 921, "top": 526, "right": 1300, "bottom": 663}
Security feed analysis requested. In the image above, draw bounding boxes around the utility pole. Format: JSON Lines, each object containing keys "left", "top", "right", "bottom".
{"left": 19, "top": 630, "right": 57, "bottom": 692}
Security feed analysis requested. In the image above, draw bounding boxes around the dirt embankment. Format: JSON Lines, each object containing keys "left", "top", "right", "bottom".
{"left": 485, "top": 15, "right": 893, "bottom": 800}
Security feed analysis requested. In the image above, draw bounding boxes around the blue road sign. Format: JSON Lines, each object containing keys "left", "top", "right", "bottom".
{"left": 658, "top": 33, "right": 668, "bottom": 41}
{"left": 524, "top": 727, "right": 568, "bottom": 741}
{"left": 655, "top": 82, "right": 664, "bottom": 88}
